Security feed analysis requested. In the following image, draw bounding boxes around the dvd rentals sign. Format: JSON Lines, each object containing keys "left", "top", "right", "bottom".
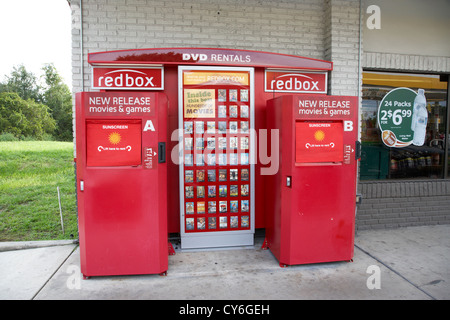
{"left": 265, "top": 69, "right": 327, "bottom": 94}
{"left": 91, "top": 67, "right": 164, "bottom": 90}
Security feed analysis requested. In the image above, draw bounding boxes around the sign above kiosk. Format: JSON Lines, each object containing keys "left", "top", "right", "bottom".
{"left": 88, "top": 48, "right": 333, "bottom": 71}
{"left": 91, "top": 67, "right": 164, "bottom": 90}
{"left": 265, "top": 69, "right": 327, "bottom": 94}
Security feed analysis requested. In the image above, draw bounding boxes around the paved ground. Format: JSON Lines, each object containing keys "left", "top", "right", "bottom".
{"left": 0, "top": 225, "right": 449, "bottom": 301}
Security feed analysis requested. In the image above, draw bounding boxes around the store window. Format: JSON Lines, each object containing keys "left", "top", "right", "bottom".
{"left": 361, "top": 71, "right": 448, "bottom": 180}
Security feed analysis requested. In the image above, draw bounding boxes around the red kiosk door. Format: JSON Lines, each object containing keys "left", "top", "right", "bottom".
{"left": 76, "top": 92, "right": 168, "bottom": 277}
{"left": 265, "top": 95, "right": 359, "bottom": 266}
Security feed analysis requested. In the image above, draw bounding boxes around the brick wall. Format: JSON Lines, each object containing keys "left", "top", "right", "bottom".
{"left": 357, "top": 180, "right": 450, "bottom": 230}
{"left": 69, "top": 0, "right": 334, "bottom": 94}
{"left": 324, "top": 0, "right": 361, "bottom": 96}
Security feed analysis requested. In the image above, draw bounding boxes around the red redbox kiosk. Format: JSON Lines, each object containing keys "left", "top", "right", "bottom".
{"left": 85, "top": 48, "right": 334, "bottom": 246}
{"left": 265, "top": 94, "right": 360, "bottom": 266}
{"left": 75, "top": 91, "right": 169, "bottom": 277}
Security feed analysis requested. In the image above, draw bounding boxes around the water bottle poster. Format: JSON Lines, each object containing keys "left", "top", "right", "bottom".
{"left": 377, "top": 87, "right": 427, "bottom": 148}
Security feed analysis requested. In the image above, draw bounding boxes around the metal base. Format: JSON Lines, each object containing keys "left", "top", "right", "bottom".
{"left": 181, "top": 232, "right": 254, "bottom": 250}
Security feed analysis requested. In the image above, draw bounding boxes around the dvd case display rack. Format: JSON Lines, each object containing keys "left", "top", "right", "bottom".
{"left": 178, "top": 66, "right": 255, "bottom": 248}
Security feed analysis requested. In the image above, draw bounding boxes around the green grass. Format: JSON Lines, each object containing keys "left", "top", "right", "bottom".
{"left": 0, "top": 141, "right": 77, "bottom": 241}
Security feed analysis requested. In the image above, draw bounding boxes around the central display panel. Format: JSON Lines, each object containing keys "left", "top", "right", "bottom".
{"left": 178, "top": 66, "right": 255, "bottom": 249}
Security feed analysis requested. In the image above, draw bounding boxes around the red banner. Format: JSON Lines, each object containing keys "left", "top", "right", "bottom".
{"left": 86, "top": 120, "right": 142, "bottom": 167}
{"left": 88, "top": 48, "right": 333, "bottom": 71}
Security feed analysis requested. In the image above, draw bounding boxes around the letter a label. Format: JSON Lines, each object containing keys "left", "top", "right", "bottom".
{"left": 143, "top": 120, "right": 155, "bottom": 132}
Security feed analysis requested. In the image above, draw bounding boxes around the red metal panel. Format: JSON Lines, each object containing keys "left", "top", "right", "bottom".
{"left": 76, "top": 91, "right": 168, "bottom": 277}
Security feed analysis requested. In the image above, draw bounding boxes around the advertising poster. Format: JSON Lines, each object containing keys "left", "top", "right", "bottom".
{"left": 295, "top": 122, "right": 343, "bottom": 163}
{"left": 184, "top": 89, "right": 215, "bottom": 118}
{"left": 378, "top": 87, "right": 428, "bottom": 147}
{"left": 86, "top": 119, "right": 142, "bottom": 167}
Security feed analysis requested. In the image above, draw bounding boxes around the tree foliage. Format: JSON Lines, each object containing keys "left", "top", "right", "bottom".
{"left": 1, "top": 65, "right": 42, "bottom": 102}
{"left": 0, "top": 92, "right": 56, "bottom": 139}
{"left": 41, "top": 64, "right": 73, "bottom": 141}
{"left": 0, "top": 64, "right": 72, "bottom": 141}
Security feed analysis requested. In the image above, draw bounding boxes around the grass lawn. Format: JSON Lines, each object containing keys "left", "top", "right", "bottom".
{"left": 0, "top": 141, "right": 78, "bottom": 241}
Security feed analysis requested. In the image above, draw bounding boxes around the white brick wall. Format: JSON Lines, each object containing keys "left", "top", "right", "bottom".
{"left": 324, "top": 0, "right": 361, "bottom": 96}
{"left": 69, "top": 0, "right": 337, "bottom": 94}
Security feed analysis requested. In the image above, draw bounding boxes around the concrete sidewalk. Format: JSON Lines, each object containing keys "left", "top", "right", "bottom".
{"left": 0, "top": 225, "right": 449, "bottom": 300}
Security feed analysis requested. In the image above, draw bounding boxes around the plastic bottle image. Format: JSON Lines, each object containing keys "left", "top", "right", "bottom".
{"left": 411, "top": 89, "right": 427, "bottom": 146}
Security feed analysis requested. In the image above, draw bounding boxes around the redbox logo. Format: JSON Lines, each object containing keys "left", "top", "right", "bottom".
{"left": 92, "top": 67, "right": 164, "bottom": 90}
{"left": 265, "top": 70, "right": 327, "bottom": 94}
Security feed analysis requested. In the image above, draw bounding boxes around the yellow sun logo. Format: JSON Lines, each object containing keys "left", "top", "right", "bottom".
{"left": 108, "top": 132, "right": 121, "bottom": 145}
{"left": 314, "top": 130, "right": 325, "bottom": 142}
